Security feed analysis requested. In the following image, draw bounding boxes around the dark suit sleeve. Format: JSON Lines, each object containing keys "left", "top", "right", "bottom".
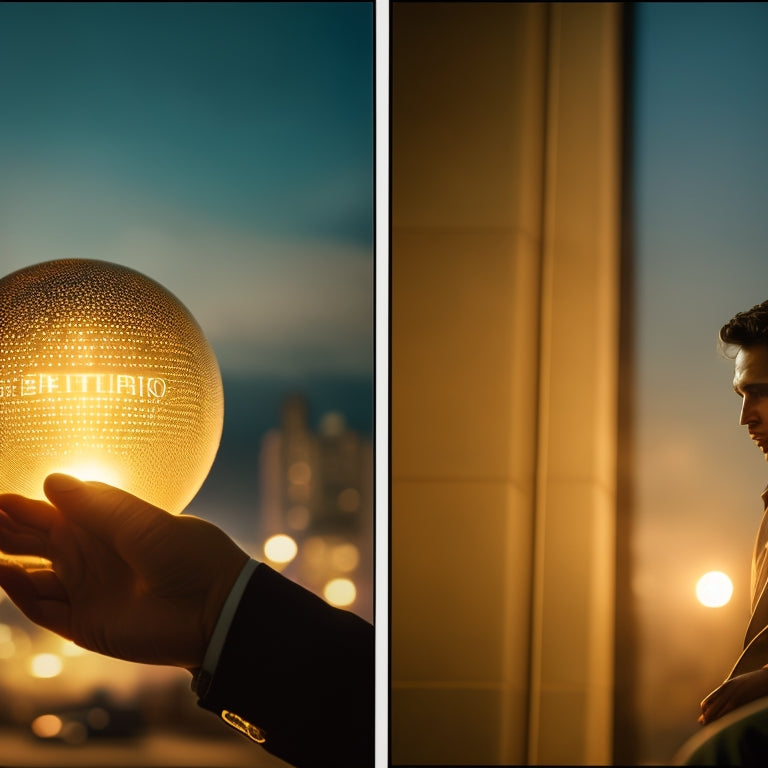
{"left": 195, "top": 563, "right": 374, "bottom": 768}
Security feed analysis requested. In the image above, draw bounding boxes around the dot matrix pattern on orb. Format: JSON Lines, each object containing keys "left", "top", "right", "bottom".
{"left": 0, "top": 259, "right": 223, "bottom": 514}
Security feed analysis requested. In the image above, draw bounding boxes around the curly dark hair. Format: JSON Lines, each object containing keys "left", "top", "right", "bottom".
{"left": 719, "top": 300, "right": 768, "bottom": 358}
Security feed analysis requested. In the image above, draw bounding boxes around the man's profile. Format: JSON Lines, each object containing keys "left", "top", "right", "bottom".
{"left": 676, "top": 300, "right": 768, "bottom": 764}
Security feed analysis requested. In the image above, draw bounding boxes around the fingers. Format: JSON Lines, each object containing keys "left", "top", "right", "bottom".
{"left": 0, "top": 494, "right": 58, "bottom": 532}
{"left": 0, "top": 562, "right": 72, "bottom": 638}
{"left": 0, "top": 502, "right": 56, "bottom": 561}
{"left": 699, "top": 682, "right": 728, "bottom": 725}
{"left": 702, "top": 700, "right": 731, "bottom": 723}
{"left": 700, "top": 687, "right": 733, "bottom": 724}
{"left": 698, "top": 670, "right": 768, "bottom": 724}
{"left": 0, "top": 509, "right": 49, "bottom": 557}
{"left": 43, "top": 474, "right": 171, "bottom": 544}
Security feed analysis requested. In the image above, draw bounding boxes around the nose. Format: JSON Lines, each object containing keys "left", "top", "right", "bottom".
{"left": 741, "top": 395, "right": 760, "bottom": 426}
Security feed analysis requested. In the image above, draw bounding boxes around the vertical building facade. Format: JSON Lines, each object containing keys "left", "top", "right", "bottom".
{"left": 391, "top": 3, "right": 623, "bottom": 764}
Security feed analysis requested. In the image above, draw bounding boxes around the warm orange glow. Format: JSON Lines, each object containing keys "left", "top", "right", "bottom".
{"left": 29, "top": 652, "right": 63, "bottom": 678}
{"left": 31, "top": 714, "right": 63, "bottom": 739}
{"left": 0, "top": 623, "right": 14, "bottom": 659}
{"left": 55, "top": 460, "right": 124, "bottom": 490}
{"left": 288, "top": 461, "right": 312, "bottom": 485}
{"left": 0, "top": 623, "right": 30, "bottom": 661}
{"left": 324, "top": 577, "right": 356, "bottom": 607}
{"left": 264, "top": 534, "right": 298, "bottom": 564}
{"left": 696, "top": 571, "right": 733, "bottom": 607}
{"left": 337, "top": 488, "right": 360, "bottom": 513}
{"left": 0, "top": 260, "right": 223, "bottom": 514}
{"left": 87, "top": 707, "right": 110, "bottom": 729}
{"left": 286, "top": 504, "right": 310, "bottom": 530}
{"left": 0, "top": 640, "right": 16, "bottom": 659}
{"left": 303, "top": 537, "right": 328, "bottom": 568}
{"left": 331, "top": 543, "right": 360, "bottom": 572}
{"left": 60, "top": 639, "right": 87, "bottom": 657}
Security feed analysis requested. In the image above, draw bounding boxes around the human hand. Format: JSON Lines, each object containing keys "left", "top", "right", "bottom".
{"left": 699, "top": 668, "right": 768, "bottom": 724}
{"left": 0, "top": 474, "right": 248, "bottom": 669}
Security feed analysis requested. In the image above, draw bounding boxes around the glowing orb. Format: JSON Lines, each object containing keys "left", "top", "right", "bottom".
{"left": 0, "top": 259, "right": 223, "bottom": 514}
{"left": 696, "top": 571, "right": 733, "bottom": 608}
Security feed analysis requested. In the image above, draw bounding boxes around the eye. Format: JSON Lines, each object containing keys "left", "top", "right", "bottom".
{"left": 742, "top": 385, "right": 768, "bottom": 399}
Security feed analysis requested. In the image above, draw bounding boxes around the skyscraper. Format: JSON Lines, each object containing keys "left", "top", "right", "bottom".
{"left": 257, "top": 393, "right": 373, "bottom": 620}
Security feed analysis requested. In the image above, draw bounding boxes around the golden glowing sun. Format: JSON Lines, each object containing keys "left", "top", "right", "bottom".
{"left": 696, "top": 571, "right": 733, "bottom": 608}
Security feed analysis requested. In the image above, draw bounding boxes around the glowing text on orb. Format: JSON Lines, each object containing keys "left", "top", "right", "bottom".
{"left": 1, "top": 372, "right": 168, "bottom": 399}
{"left": 0, "top": 259, "right": 223, "bottom": 514}
{"left": 696, "top": 571, "right": 733, "bottom": 608}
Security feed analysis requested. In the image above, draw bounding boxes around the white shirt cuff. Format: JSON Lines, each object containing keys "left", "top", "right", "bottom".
{"left": 192, "top": 557, "right": 259, "bottom": 696}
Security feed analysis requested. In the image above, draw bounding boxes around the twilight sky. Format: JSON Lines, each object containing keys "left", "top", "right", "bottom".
{"left": 634, "top": 2, "right": 768, "bottom": 761}
{"left": 0, "top": 5, "right": 374, "bottom": 726}
{"left": 0, "top": 1, "right": 373, "bottom": 376}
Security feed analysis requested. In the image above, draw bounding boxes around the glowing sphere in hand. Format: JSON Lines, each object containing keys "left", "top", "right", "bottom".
{"left": 0, "top": 259, "right": 223, "bottom": 514}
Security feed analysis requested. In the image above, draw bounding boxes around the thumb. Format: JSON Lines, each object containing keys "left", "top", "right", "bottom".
{"left": 43, "top": 473, "right": 169, "bottom": 542}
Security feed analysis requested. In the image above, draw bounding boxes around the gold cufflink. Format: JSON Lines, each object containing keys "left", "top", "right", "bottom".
{"left": 221, "top": 709, "right": 267, "bottom": 743}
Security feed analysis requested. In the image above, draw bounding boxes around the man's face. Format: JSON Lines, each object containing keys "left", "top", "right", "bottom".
{"left": 733, "top": 345, "right": 768, "bottom": 460}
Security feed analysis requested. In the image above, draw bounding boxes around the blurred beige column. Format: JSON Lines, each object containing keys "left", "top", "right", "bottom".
{"left": 391, "top": 3, "right": 623, "bottom": 765}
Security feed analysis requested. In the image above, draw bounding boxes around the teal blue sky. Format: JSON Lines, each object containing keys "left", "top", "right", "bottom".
{"left": 634, "top": 2, "right": 768, "bottom": 761}
{"left": 0, "top": 2, "right": 373, "bottom": 375}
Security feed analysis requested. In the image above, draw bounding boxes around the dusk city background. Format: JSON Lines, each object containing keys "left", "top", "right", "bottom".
{"left": 0, "top": 3, "right": 372, "bottom": 766}
{"left": 4, "top": 2, "right": 768, "bottom": 767}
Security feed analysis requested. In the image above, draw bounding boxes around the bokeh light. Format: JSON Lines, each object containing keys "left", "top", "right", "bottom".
{"left": 0, "top": 623, "right": 30, "bottom": 662}
{"left": 324, "top": 577, "right": 356, "bottom": 607}
{"left": 31, "top": 714, "right": 63, "bottom": 739}
{"left": 264, "top": 534, "right": 298, "bottom": 564}
{"left": 286, "top": 504, "right": 311, "bottom": 531}
{"left": 288, "top": 461, "right": 312, "bottom": 486}
{"left": 0, "top": 623, "right": 14, "bottom": 659}
{"left": 337, "top": 487, "right": 361, "bottom": 513}
{"left": 330, "top": 543, "right": 360, "bottom": 572}
{"left": 29, "top": 653, "right": 63, "bottom": 679}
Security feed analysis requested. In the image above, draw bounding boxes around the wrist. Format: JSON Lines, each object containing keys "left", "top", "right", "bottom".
{"left": 193, "top": 558, "right": 259, "bottom": 696}
{"left": 201, "top": 549, "right": 250, "bottom": 650}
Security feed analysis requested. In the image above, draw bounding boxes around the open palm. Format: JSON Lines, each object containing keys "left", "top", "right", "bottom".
{"left": 0, "top": 474, "right": 248, "bottom": 668}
